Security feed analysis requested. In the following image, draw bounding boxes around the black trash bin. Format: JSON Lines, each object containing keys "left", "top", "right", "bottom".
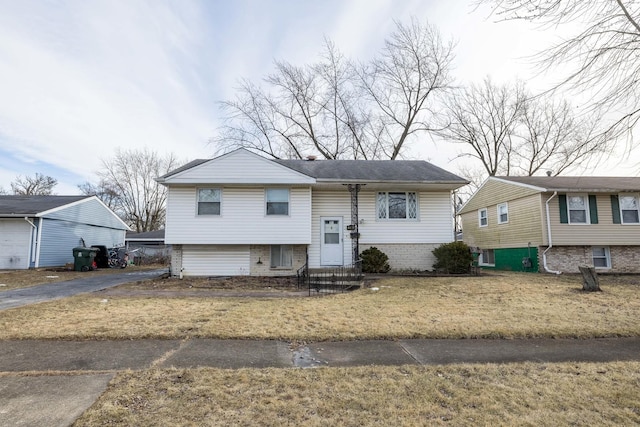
{"left": 92, "top": 245, "right": 109, "bottom": 268}
{"left": 73, "top": 247, "right": 97, "bottom": 272}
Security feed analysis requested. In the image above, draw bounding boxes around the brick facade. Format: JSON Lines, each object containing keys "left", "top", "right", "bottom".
{"left": 361, "top": 243, "right": 439, "bottom": 272}
{"left": 170, "top": 244, "right": 182, "bottom": 277}
{"left": 539, "top": 245, "right": 640, "bottom": 273}
{"left": 249, "top": 244, "right": 307, "bottom": 276}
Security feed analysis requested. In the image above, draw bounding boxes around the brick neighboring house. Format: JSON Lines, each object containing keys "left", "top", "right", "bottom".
{"left": 458, "top": 176, "right": 640, "bottom": 274}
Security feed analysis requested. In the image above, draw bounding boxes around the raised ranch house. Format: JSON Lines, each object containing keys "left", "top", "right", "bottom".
{"left": 459, "top": 176, "right": 640, "bottom": 274}
{"left": 0, "top": 195, "right": 129, "bottom": 269}
{"left": 156, "top": 149, "right": 468, "bottom": 277}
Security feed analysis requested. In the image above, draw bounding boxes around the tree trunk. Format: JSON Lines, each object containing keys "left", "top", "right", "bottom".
{"left": 578, "top": 265, "right": 601, "bottom": 292}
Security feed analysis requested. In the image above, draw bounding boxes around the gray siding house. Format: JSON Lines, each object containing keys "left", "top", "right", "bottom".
{"left": 0, "top": 195, "right": 130, "bottom": 269}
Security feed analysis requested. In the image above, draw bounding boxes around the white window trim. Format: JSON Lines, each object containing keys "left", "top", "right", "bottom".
{"left": 265, "top": 188, "right": 290, "bottom": 216}
{"left": 591, "top": 246, "right": 611, "bottom": 269}
{"left": 479, "top": 249, "right": 495, "bottom": 266}
{"left": 618, "top": 193, "right": 640, "bottom": 225}
{"left": 196, "top": 187, "right": 222, "bottom": 216}
{"left": 497, "top": 203, "right": 508, "bottom": 224}
{"left": 376, "top": 191, "right": 419, "bottom": 221}
{"left": 478, "top": 208, "right": 488, "bottom": 227}
{"left": 567, "top": 193, "right": 590, "bottom": 225}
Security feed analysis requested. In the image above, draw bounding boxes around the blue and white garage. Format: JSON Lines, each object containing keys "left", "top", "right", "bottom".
{"left": 0, "top": 195, "right": 129, "bottom": 269}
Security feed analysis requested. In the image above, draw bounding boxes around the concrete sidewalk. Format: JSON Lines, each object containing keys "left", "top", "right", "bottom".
{"left": 3, "top": 337, "right": 640, "bottom": 372}
{"left": 2, "top": 337, "right": 640, "bottom": 426}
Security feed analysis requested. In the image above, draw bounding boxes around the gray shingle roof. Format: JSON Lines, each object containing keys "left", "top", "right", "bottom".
{"left": 497, "top": 176, "right": 640, "bottom": 192}
{"left": 159, "top": 148, "right": 467, "bottom": 184}
{"left": 0, "top": 195, "right": 91, "bottom": 216}
{"left": 125, "top": 230, "right": 165, "bottom": 240}
{"left": 159, "top": 159, "right": 209, "bottom": 179}
{"left": 274, "top": 159, "right": 466, "bottom": 183}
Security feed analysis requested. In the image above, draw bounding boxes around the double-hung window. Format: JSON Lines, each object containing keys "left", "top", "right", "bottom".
{"left": 619, "top": 194, "right": 640, "bottom": 224}
{"left": 497, "top": 203, "right": 508, "bottom": 224}
{"left": 377, "top": 192, "right": 417, "bottom": 220}
{"left": 592, "top": 247, "right": 611, "bottom": 269}
{"left": 567, "top": 195, "right": 588, "bottom": 224}
{"left": 197, "top": 188, "right": 221, "bottom": 215}
{"left": 478, "top": 208, "right": 488, "bottom": 227}
{"left": 266, "top": 188, "right": 289, "bottom": 215}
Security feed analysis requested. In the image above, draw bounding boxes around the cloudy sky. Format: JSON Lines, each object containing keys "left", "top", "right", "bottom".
{"left": 0, "top": 0, "right": 635, "bottom": 194}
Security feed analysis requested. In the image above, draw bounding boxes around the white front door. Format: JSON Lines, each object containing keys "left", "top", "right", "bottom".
{"left": 320, "top": 217, "right": 343, "bottom": 266}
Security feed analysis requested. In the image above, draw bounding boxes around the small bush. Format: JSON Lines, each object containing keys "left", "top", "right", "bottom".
{"left": 432, "top": 241, "right": 473, "bottom": 274}
{"left": 360, "top": 247, "right": 391, "bottom": 273}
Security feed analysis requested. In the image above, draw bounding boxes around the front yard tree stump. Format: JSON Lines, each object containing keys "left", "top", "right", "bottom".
{"left": 578, "top": 265, "right": 601, "bottom": 292}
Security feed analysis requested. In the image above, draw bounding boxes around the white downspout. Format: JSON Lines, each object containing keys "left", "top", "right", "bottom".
{"left": 24, "top": 217, "right": 37, "bottom": 268}
{"left": 543, "top": 192, "right": 562, "bottom": 274}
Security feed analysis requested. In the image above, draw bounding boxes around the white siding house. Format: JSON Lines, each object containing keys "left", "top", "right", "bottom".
{"left": 157, "top": 149, "right": 467, "bottom": 277}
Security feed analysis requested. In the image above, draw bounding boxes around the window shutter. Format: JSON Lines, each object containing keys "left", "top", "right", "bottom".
{"left": 611, "top": 195, "right": 621, "bottom": 224}
{"left": 558, "top": 194, "right": 568, "bottom": 224}
{"left": 588, "top": 195, "right": 598, "bottom": 224}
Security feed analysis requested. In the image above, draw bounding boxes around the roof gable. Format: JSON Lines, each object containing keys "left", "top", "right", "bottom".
{"left": 158, "top": 149, "right": 316, "bottom": 185}
{"left": 159, "top": 148, "right": 467, "bottom": 189}
{"left": 459, "top": 175, "right": 640, "bottom": 215}
{"left": 0, "top": 195, "right": 129, "bottom": 230}
{"left": 459, "top": 177, "right": 543, "bottom": 214}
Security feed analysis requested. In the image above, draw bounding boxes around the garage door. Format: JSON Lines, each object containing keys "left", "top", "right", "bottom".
{"left": 0, "top": 219, "right": 32, "bottom": 269}
{"left": 182, "top": 245, "right": 250, "bottom": 276}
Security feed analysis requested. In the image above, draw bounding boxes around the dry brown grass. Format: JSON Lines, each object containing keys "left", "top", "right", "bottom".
{"left": 1, "top": 273, "right": 639, "bottom": 340}
{"left": 75, "top": 362, "right": 640, "bottom": 426}
{"left": 0, "top": 265, "right": 165, "bottom": 291}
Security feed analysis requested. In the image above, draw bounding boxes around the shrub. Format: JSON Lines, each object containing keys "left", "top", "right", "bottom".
{"left": 432, "top": 241, "right": 473, "bottom": 274}
{"left": 360, "top": 247, "right": 391, "bottom": 273}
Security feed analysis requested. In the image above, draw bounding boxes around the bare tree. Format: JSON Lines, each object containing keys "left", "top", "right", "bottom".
{"left": 96, "top": 148, "right": 179, "bottom": 232}
{"left": 10, "top": 173, "right": 57, "bottom": 195}
{"left": 356, "top": 18, "right": 455, "bottom": 159}
{"left": 440, "top": 78, "right": 610, "bottom": 187}
{"left": 477, "top": 0, "right": 640, "bottom": 140}
{"left": 516, "top": 96, "right": 606, "bottom": 176}
{"left": 440, "top": 78, "right": 527, "bottom": 176}
{"left": 78, "top": 180, "right": 120, "bottom": 211}
{"left": 215, "top": 18, "right": 454, "bottom": 160}
{"left": 0, "top": 186, "right": 7, "bottom": 195}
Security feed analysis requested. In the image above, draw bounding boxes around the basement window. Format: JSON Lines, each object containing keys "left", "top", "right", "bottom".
{"left": 271, "top": 245, "right": 293, "bottom": 268}
{"left": 479, "top": 249, "right": 495, "bottom": 266}
{"left": 592, "top": 247, "right": 611, "bottom": 269}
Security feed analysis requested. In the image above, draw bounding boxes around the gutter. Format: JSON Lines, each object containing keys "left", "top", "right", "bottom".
{"left": 24, "top": 217, "right": 37, "bottom": 268}
{"left": 543, "top": 192, "right": 562, "bottom": 275}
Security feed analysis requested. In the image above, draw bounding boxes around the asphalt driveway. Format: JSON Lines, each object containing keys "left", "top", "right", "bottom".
{"left": 0, "top": 268, "right": 167, "bottom": 311}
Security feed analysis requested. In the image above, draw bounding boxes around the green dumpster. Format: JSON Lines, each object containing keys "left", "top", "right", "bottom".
{"left": 73, "top": 247, "right": 97, "bottom": 272}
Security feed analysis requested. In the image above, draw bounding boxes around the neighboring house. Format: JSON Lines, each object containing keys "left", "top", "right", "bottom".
{"left": 0, "top": 195, "right": 130, "bottom": 269}
{"left": 125, "top": 229, "right": 170, "bottom": 260}
{"left": 459, "top": 176, "right": 640, "bottom": 274}
{"left": 156, "top": 148, "right": 467, "bottom": 277}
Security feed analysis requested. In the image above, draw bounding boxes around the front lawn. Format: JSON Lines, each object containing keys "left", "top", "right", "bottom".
{"left": 1, "top": 273, "right": 638, "bottom": 340}
{"left": 76, "top": 362, "right": 640, "bottom": 426}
